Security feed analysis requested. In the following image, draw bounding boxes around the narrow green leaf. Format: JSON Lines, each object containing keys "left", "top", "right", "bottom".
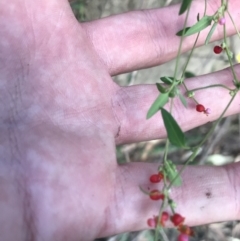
{"left": 163, "top": 160, "right": 182, "bottom": 186}
{"left": 176, "top": 27, "right": 191, "bottom": 36}
{"left": 160, "top": 76, "right": 174, "bottom": 85}
{"left": 179, "top": 93, "right": 188, "bottom": 108}
{"left": 156, "top": 83, "right": 167, "bottom": 93}
{"left": 205, "top": 21, "right": 218, "bottom": 45}
{"left": 161, "top": 108, "right": 186, "bottom": 147}
{"left": 179, "top": 0, "right": 193, "bottom": 15}
{"left": 176, "top": 15, "right": 213, "bottom": 37}
{"left": 184, "top": 71, "right": 195, "bottom": 78}
{"left": 146, "top": 93, "right": 169, "bottom": 119}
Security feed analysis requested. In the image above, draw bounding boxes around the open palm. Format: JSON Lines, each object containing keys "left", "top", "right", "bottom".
{"left": 1, "top": 0, "right": 240, "bottom": 240}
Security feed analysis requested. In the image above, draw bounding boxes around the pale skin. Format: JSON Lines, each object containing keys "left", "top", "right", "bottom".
{"left": 1, "top": 0, "right": 240, "bottom": 240}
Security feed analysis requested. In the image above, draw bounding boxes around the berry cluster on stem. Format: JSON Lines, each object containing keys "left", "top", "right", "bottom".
{"left": 147, "top": 172, "right": 194, "bottom": 240}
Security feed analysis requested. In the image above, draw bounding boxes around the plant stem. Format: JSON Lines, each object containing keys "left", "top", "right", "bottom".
{"left": 167, "top": 93, "right": 238, "bottom": 191}
{"left": 154, "top": 192, "right": 167, "bottom": 241}
{"left": 227, "top": 9, "right": 240, "bottom": 39}
{"left": 186, "top": 84, "right": 234, "bottom": 93}
{"left": 167, "top": 147, "right": 199, "bottom": 191}
{"left": 223, "top": 16, "right": 238, "bottom": 83}
{"left": 180, "top": 0, "right": 207, "bottom": 105}
{"left": 172, "top": 1, "right": 192, "bottom": 83}
{"left": 181, "top": 0, "right": 207, "bottom": 79}
{"left": 181, "top": 32, "right": 200, "bottom": 79}
{"left": 163, "top": 99, "right": 174, "bottom": 163}
{"left": 196, "top": 93, "right": 237, "bottom": 148}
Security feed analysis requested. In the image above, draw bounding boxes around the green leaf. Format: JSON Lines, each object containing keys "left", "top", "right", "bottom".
{"left": 161, "top": 108, "right": 186, "bottom": 147}
{"left": 179, "top": 0, "right": 193, "bottom": 15}
{"left": 169, "top": 87, "right": 178, "bottom": 98}
{"left": 156, "top": 83, "right": 167, "bottom": 93}
{"left": 179, "top": 93, "right": 188, "bottom": 108}
{"left": 146, "top": 93, "right": 169, "bottom": 119}
{"left": 184, "top": 71, "right": 195, "bottom": 78}
{"left": 160, "top": 76, "right": 174, "bottom": 85}
{"left": 163, "top": 160, "right": 182, "bottom": 186}
{"left": 205, "top": 21, "right": 218, "bottom": 45}
{"left": 176, "top": 15, "right": 213, "bottom": 37}
{"left": 176, "top": 27, "right": 191, "bottom": 36}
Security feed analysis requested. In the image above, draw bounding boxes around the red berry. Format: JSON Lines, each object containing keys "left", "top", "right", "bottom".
{"left": 178, "top": 233, "right": 189, "bottom": 241}
{"left": 147, "top": 217, "right": 157, "bottom": 228}
{"left": 149, "top": 190, "right": 164, "bottom": 200}
{"left": 171, "top": 213, "right": 185, "bottom": 226}
{"left": 149, "top": 172, "right": 164, "bottom": 183}
{"left": 196, "top": 104, "right": 205, "bottom": 112}
{"left": 213, "top": 45, "right": 223, "bottom": 54}
{"left": 160, "top": 211, "right": 169, "bottom": 226}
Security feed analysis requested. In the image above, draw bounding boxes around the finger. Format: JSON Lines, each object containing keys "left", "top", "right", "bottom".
{"left": 112, "top": 64, "right": 240, "bottom": 145}
{"left": 101, "top": 161, "right": 239, "bottom": 238}
{"left": 82, "top": 0, "right": 240, "bottom": 76}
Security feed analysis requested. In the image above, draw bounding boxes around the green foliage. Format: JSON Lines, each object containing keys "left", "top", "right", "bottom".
{"left": 163, "top": 160, "right": 182, "bottom": 186}
{"left": 179, "top": 0, "right": 193, "bottom": 15}
{"left": 160, "top": 76, "right": 174, "bottom": 85}
{"left": 205, "top": 22, "right": 218, "bottom": 45}
{"left": 156, "top": 83, "right": 168, "bottom": 93}
{"left": 184, "top": 71, "right": 195, "bottom": 78}
{"left": 147, "top": 93, "right": 169, "bottom": 119}
{"left": 161, "top": 108, "right": 187, "bottom": 148}
{"left": 179, "top": 93, "right": 188, "bottom": 108}
{"left": 168, "top": 87, "right": 178, "bottom": 98}
{"left": 176, "top": 15, "right": 213, "bottom": 37}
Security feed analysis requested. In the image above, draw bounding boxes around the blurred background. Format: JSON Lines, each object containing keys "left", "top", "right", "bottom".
{"left": 70, "top": 1, "right": 240, "bottom": 240}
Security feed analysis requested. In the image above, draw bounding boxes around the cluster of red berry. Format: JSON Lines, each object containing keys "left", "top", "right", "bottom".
{"left": 147, "top": 173, "right": 194, "bottom": 241}
{"left": 149, "top": 173, "right": 165, "bottom": 200}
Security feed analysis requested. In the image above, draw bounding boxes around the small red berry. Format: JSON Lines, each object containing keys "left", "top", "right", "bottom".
{"left": 196, "top": 104, "right": 205, "bottom": 112}
{"left": 149, "top": 172, "right": 164, "bottom": 183}
{"left": 147, "top": 217, "right": 157, "bottom": 228}
{"left": 149, "top": 190, "right": 164, "bottom": 200}
{"left": 160, "top": 211, "right": 169, "bottom": 226}
{"left": 213, "top": 45, "right": 223, "bottom": 54}
{"left": 178, "top": 233, "right": 189, "bottom": 241}
{"left": 171, "top": 213, "right": 185, "bottom": 226}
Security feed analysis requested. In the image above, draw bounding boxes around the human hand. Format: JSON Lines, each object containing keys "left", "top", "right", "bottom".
{"left": 1, "top": 1, "right": 240, "bottom": 241}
